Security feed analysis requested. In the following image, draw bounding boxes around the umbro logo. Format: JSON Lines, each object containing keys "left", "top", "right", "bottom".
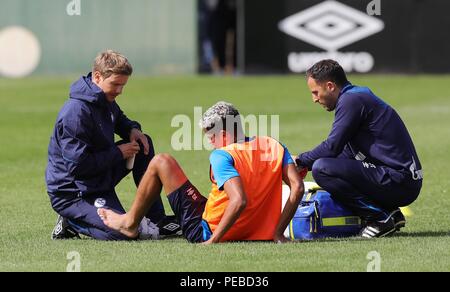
{"left": 279, "top": 0, "right": 384, "bottom": 52}
{"left": 278, "top": 0, "right": 385, "bottom": 73}
{"left": 54, "top": 221, "right": 63, "bottom": 234}
{"left": 162, "top": 223, "right": 180, "bottom": 232}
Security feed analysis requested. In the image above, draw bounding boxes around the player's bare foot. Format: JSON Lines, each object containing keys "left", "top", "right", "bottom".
{"left": 97, "top": 208, "right": 138, "bottom": 239}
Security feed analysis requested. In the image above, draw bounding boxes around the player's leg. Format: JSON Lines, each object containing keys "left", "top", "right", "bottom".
{"left": 165, "top": 180, "right": 208, "bottom": 242}
{"left": 98, "top": 153, "right": 195, "bottom": 238}
{"left": 114, "top": 135, "right": 166, "bottom": 223}
{"left": 135, "top": 153, "right": 207, "bottom": 242}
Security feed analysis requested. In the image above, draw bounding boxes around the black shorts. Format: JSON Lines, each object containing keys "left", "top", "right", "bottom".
{"left": 167, "top": 180, "right": 209, "bottom": 243}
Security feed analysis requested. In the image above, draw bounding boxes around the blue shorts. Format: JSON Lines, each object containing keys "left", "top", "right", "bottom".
{"left": 167, "top": 181, "right": 210, "bottom": 243}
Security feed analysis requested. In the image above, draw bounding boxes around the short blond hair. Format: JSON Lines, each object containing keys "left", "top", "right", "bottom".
{"left": 92, "top": 50, "right": 133, "bottom": 78}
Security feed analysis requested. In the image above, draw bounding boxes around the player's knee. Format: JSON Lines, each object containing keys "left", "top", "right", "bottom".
{"left": 150, "top": 153, "right": 177, "bottom": 173}
{"left": 152, "top": 153, "right": 174, "bottom": 164}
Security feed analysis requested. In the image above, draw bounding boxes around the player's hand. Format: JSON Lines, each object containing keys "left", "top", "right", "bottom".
{"left": 298, "top": 167, "right": 308, "bottom": 180}
{"left": 117, "top": 141, "right": 140, "bottom": 159}
{"left": 292, "top": 155, "right": 308, "bottom": 179}
{"left": 130, "top": 128, "right": 149, "bottom": 155}
{"left": 273, "top": 233, "right": 289, "bottom": 244}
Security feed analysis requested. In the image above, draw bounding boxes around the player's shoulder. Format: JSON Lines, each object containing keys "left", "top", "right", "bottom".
{"left": 209, "top": 149, "right": 233, "bottom": 163}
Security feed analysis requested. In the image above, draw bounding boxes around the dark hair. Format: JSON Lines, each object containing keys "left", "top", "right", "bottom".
{"left": 201, "top": 101, "right": 244, "bottom": 142}
{"left": 306, "top": 59, "right": 348, "bottom": 87}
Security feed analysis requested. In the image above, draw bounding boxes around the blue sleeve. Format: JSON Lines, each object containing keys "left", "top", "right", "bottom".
{"left": 59, "top": 104, "right": 123, "bottom": 177}
{"left": 209, "top": 150, "right": 240, "bottom": 190}
{"left": 297, "top": 94, "right": 364, "bottom": 169}
{"left": 282, "top": 144, "right": 295, "bottom": 167}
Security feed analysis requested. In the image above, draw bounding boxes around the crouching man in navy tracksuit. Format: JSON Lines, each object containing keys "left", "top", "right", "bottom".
{"left": 296, "top": 59, "right": 423, "bottom": 238}
{"left": 46, "top": 50, "right": 180, "bottom": 240}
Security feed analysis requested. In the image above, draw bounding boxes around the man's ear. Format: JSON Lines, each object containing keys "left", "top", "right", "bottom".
{"left": 92, "top": 71, "right": 102, "bottom": 84}
{"left": 326, "top": 81, "right": 337, "bottom": 92}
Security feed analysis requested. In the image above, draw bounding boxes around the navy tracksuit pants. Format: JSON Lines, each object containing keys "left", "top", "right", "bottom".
{"left": 49, "top": 136, "right": 166, "bottom": 240}
{"left": 311, "top": 158, "right": 422, "bottom": 222}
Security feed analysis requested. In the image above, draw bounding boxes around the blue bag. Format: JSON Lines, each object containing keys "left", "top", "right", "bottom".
{"left": 287, "top": 186, "right": 362, "bottom": 240}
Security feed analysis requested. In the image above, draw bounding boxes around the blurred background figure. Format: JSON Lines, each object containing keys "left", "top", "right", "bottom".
{"left": 198, "top": 0, "right": 237, "bottom": 75}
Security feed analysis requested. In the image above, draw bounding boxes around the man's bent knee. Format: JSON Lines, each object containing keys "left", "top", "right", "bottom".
{"left": 150, "top": 153, "right": 177, "bottom": 172}
{"left": 152, "top": 153, "right": 175, "bottom": 164}
{"left": 312, "top": 158, "right": 329, "bottom": 181}
{"left": 149, "top": 153, "right": 187, "bottom": 195}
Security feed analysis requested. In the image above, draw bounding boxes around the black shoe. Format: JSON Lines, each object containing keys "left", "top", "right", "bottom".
{"left": 157, "top": 215, "right": 182, "bottom": 239}
{"left": 51, "top": 215, "right": 81, "bottom": 240}
{"left": 391, "top": 209, "right": 406, "bottom": 231}
{"left": 360, "top": 217, "right": 396, "bottom": 238}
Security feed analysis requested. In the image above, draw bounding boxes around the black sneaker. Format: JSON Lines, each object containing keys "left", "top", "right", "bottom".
{"left": 391, "top": 209, "right": 406, "bottom": 231}
{"left": 360, "top": 217, "right": 396, "bottom": 238}
{"left": 51, "top": 215, "right": 81, "bottom": 240}
{"left": 157, "top": 215, "right": 182, "bottom": 239}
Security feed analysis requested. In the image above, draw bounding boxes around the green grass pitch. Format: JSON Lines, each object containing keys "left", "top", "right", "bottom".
{"left": 0, "top": 75, "right": 449, "bottom": 271}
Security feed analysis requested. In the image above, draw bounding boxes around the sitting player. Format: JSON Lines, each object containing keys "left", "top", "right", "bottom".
{"left": 98, "top": 101, "right": 305, "bottom": 243}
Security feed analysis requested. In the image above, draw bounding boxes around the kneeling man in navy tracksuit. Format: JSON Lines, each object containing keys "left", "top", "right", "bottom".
{"left": 296, "top": 59, "right": 423, "bottom": 238}
{"left": 46, "top": 50, "right": 180, "bottom": 240}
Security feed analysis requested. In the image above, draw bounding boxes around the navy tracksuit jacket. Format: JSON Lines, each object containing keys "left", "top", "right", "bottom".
{"left": 297, "top": 83, "right": 423, "bottom": 221}
{"left": 45, "top": 73, "right": 165, "bottom": 239}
